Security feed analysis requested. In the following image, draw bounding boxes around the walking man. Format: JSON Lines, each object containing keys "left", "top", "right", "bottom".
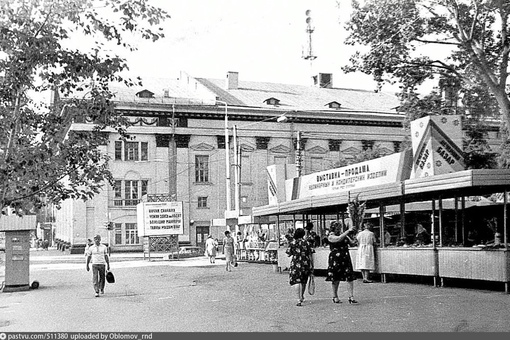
{"left": 86, "top": 234, "right": 110, "bottom": 297}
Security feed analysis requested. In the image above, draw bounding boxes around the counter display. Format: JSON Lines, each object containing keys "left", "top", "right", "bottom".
{"left": 278, "top": 246, "right": 510, "bottom": 292}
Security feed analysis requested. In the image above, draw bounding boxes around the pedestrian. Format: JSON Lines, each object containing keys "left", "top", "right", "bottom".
{"left": 235, "top": 231, "right": 243, "bottom": 259}
{"left": 223, "top": 230, "right": 235, "bottom": 271}
{"left": 285, "top": 227, "right": 314, "bottom": 306}
{"left": 84, "top": 238, "right": 93, "bottom": 256}
{"left": 326, "top": 221, "right": 358, "bottom": 304}
{"left": 205, "top": 235, "right": 217, "bottom": 264}
{"left": 85, "top": 234, "right": 110, "bottom": 297}
{"left": 356, "top": 222, "right": 377, "bottom": 283}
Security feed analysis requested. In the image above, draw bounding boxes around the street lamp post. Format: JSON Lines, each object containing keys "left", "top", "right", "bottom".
{"left": 216, "top": 101, "right": 232, "bottom": 213}
{"left": 233, "top": 125, "right": 240, "bottom": 216}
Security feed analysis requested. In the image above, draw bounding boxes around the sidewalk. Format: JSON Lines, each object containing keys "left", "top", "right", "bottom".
{"left": 28, "top": 247, "right": 217, "bottom": 263}
{"left": 2, "top": 254, "right": 510, "bottom": 332}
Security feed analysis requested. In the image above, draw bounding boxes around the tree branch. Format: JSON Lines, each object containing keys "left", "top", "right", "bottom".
{"left": 414, "top": 38, "right": 460, "bottom": 46}
{"left": 469, "top": 0, "right": 480, "bottom": 40}
{"left": 498, "top": 1, "right": 510, "bottom": 89}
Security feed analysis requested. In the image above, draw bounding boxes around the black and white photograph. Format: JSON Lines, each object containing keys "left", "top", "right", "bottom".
{"left": 1, "top": 0, "right": 510, "bottom": 335}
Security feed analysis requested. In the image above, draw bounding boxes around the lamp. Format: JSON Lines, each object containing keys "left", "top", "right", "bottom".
{"left": 216, "top": 100, "right": 231, "bottom": 213}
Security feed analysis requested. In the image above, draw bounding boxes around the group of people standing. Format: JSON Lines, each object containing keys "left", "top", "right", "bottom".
{"left": 285, "top": 220, "right": 377, "bottom": 306}
{"left": 204, "top": 230, "right": 241, "bottom": 271}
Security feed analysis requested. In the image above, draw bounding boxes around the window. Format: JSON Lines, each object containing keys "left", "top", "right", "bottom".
{"left": 115, "top": 141, "right": 122, "bottom": 160}
{"left": 198, "top": 196, "right": 208, "bottom": 208}
{"left": 125, "top": 223, "right": 139, "bottom": 244}
{"left": 125, "top": 181, "right": 138, "bottom": 205}
{"left": 195, "top": 155, "right": 209, "bottom": 183}
{"left": 141, "top": 142, "right": 148, "bottom": 161}
{"left": 125, "top": 142, "right": 139, "bottom": 161}
{"left": 113, "top": 181, "right": 122, "bottom": 206}
{"left": 114, "top": 223, "right": 122, "bottom": 244}
{"left": 112, "top": 179, "right": 148, "bottom": 206}
{"left": 114, "top": 141, "right": 148, "bottom": 161}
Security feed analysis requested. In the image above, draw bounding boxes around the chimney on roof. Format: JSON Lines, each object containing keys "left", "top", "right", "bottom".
{"left": 226, "top": 71, "right": 239, "bottom": 90}
{"left": 319, "top": 73, "right": 333, "bottom": 88}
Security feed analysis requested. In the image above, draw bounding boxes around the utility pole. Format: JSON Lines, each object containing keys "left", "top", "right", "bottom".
{"left": 233, "top": 125, "right": 240, "bottom": 216}
{"left": 296, "top": 131, "right": 303, "bottom": 177}
{"left": 169, "top": 104, "right": 177, "bottom": 200}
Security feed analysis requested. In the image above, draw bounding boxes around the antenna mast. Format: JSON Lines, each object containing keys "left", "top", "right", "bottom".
{"left": 302, "top": 9, "right": 317, "bottom": 86}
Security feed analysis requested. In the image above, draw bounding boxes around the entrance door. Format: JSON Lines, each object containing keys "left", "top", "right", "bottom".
{"left": 196, "top": 226, "right": 209, "bottom": 250}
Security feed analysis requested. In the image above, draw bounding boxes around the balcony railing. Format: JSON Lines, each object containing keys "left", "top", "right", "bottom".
{"left": 112, "top": 199, "right": 141, "bottom": 207}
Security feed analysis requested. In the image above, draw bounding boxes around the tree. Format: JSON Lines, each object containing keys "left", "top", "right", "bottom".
{"left": 344, "top": 0, "right": 510, "bottom": 135}
{"left": 0, "top": 0, "right": 170, "bottom": 216}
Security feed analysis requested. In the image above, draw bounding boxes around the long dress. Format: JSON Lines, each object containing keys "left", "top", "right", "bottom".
{"left": 223, "top": 236, "right": 235, "bottom": 263}
{"left": 356, "top": 229, "right": 376, "bottom": 271}
{"left": 205, "top": 238, "right": 217, "bottom": 257}
{"left": 325, "top": 236, "right": 356, "bottom": 282}
{"left": 286, "top": 238, "right": 314, "bottom": 286}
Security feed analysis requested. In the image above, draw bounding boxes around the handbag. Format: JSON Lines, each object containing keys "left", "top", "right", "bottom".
{"left": 106, "top": 270, "right": 115, "bottom": 284}
{"left": 307, "top": 274, "right": 315, "bottom": 295}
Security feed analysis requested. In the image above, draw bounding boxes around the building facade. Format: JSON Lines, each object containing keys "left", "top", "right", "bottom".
{"left": 54, "top": 71, "right": 410, "bottom": 253}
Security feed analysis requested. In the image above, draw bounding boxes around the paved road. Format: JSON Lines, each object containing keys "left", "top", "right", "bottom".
{"left": 1, "top": 250, "right": 510, "bottom": 332}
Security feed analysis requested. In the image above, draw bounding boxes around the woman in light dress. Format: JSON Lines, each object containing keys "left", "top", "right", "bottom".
{"left": 356, "top": 222, "right": 377, "bottom": 283}
{"left": 223, "top": 230, "right": 235, "bottom": 271}
{"left": 205, "top": 235, "right": 218, "bottom": 264}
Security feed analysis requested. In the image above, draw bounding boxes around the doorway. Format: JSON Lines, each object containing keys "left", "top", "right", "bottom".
{"left": 196, "top": 226, "right": 209, "bottom": 251}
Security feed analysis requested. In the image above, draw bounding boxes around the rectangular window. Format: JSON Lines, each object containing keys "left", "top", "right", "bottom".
{"left": 195, "top": 155, "right": 209, "bottom": 183}
{"left": 113, "top": 180, "right": 122, "bottom": 206}
{"left": 198, "top": 196, "right": 208, "bottom": 208}
{"left": 114, "top": 141, "right": 148, "bottom": 161}
{"left": 125, "top": 142, "right": 139, "bottom": 161}
{"left": 141, "top": 180, "right": 148, "bottom": 198}
{"left": 114, "top": 223, "right": 122, "bottom": 244}
{"left": 125, "top": 180, "right": 139, "bottom": 206}
{"left": 115, "top": 141, "right": 122, "bottom": 160}
{"left": 125, "top": 223, "right": 139, "bottom": 245}
{"left": 112, "top": 179, "right": 149, "bottom": 207}
{"left": 141, "top": 142, "right": 148, "bottom": 161}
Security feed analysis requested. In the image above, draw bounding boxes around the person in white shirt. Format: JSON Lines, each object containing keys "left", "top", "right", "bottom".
{"left": 86, "top": 234, "right": 110, "bottom": 297}
{"left": 84, "top": 239, "right": 93, "bottom": 256}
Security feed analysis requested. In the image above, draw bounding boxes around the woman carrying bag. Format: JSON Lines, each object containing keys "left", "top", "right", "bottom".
{"left": 286, "top": 228, "right": 314, "bottom": 306}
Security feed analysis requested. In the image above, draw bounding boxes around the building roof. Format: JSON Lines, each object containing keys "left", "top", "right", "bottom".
{"left": 196, "top": 77, "right": 401, "bottom": 113}
{"left": 109, "top": 72, "right": 401, "bottom": 114}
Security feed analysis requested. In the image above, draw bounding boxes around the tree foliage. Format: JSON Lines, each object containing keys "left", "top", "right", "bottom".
{"left": 0, "top": 0, "right": 170, "bottom": 215}
{"left": 344, "top": 0, "right": 510, "bottom": 136}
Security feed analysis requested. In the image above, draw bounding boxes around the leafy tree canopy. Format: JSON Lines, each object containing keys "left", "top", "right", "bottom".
{"left": 344, "top": 0, "right": 510, "bottom": 132}
{"left": 0, "top": 0, "right": 170, "bottom": 216}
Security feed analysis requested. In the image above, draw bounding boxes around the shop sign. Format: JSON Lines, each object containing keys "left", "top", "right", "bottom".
{"left": 286, "top": 150, "right": 413, "bottom": 200}
{"left": 410, "top": 115, "right": 464, "bottom": 178}
{"left": 137, "top": 201, "right": 184, "bottom": 236}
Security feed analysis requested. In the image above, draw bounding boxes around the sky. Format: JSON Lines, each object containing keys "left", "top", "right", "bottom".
{"left": 121, "top": 0, "right": 383, "bottom": 91}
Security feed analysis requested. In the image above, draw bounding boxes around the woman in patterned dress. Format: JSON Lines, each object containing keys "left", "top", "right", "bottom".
{"left": 286, "top": 228, "right": 314, "bottom": 306}
{"left": 326, "top": 221, "right": 358, "bottom": 304}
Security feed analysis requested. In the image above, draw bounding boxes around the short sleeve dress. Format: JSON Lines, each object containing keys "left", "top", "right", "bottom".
{"left": 286, "top": 238, "right": 314, "bottom": 286}
{"left": 325, "top": 236, "right": 356, "bottom": 282}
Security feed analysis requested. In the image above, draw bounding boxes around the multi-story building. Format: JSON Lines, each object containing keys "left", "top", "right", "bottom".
{"left": 53, "top": 71, "right": 409, "bottom": 253}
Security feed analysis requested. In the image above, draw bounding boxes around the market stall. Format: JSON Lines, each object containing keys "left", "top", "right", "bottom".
{"left": 255, "top": 116, "right": 510, "bottom": 292}
{"left": 256, "top": 169, "right": 510, "bottom": 292}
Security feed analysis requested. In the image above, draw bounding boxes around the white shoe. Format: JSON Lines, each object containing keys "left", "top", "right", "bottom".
{"left": 95, "top": 293, "right": 99, "bottom": 297}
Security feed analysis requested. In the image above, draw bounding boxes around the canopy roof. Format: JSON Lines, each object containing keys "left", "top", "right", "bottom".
{"left": 252, "top": 169, "right": 510, "bottom": 217}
